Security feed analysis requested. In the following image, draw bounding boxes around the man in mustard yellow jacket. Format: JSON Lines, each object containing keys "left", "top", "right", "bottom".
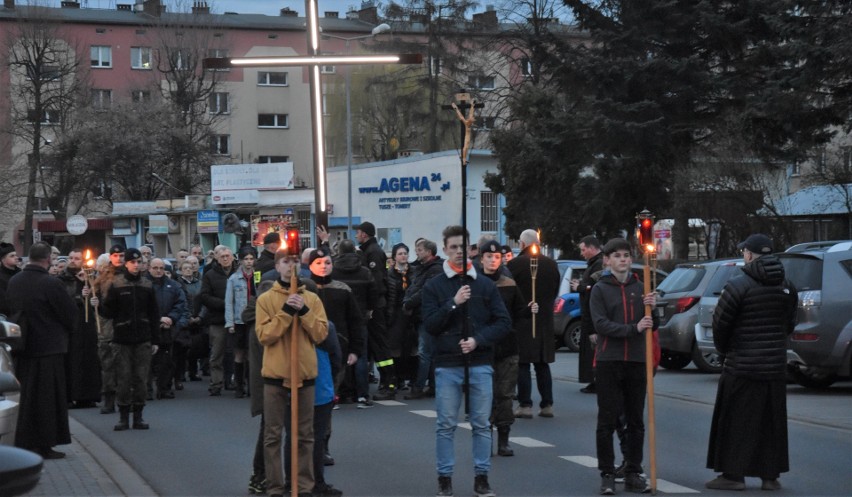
{"left": 257, "top": 250, "right": 328, "bottom": 497}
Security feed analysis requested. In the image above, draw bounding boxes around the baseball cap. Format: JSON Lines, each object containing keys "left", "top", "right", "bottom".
{"left": 737, "top": 234, "right": 773, "bottom": 254}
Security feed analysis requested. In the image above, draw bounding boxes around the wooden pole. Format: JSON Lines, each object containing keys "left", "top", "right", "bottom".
{"left": 643, "top": 252, "right": 657, "bottom": 494}
{"left": 289, "top": 265, "right": 299, "bottom": 497}
{"left": 530, "top": 248, "right": 538, "bottom": 339}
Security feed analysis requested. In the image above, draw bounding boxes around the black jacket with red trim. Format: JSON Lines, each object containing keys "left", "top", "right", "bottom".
{"left": 589, "top": 271, "right": 658, "bottom": 363}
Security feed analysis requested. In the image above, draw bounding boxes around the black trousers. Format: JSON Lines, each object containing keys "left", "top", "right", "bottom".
{"left": 595, "top": 361, "right": 646, "bottom": 475}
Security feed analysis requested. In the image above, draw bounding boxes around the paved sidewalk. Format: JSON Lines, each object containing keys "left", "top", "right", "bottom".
{"left": 22, "top": 416, "right": 156, "bottom": 497}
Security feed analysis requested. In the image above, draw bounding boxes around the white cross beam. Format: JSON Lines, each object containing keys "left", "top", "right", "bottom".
{"left": 203, "top": 1, "right": 421, "bottom": 229}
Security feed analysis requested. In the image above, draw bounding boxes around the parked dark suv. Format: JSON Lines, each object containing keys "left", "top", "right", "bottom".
{"left": 777, "top": 241, "right": 852, "bottom": 388}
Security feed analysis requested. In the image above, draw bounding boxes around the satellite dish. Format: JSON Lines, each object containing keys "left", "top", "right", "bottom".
{"left": 221, "top": 213, "right": 242, "bottom": 234}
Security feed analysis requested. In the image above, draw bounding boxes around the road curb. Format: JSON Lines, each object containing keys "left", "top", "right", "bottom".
{"left": 69, "top": 417, "right": 158, "bottom": 497}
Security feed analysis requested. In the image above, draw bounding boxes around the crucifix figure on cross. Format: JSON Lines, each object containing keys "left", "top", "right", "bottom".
{"left": 203, "top": 0, "right": 421, "bottom": 230}
{"left": 204, "top": 4, "right": 420, "bottom": 496}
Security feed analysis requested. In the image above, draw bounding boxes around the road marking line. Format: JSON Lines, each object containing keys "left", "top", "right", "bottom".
{"left": 458, "top": 422, "right": 472, "bottom": 430}
{"left": 411, "top": 410, "right": 437, "bottom": 418}
{"left": 559, "top": 455, "right": 598, "bottom": 467}
{"left": 511, "top": 437, "right": 554, "bottom": 447}
{"left": 375, "top": 400, "right": 405, "bottom": 406}
{"left": 655, "top": 479, "right": 700, "bottom": 494}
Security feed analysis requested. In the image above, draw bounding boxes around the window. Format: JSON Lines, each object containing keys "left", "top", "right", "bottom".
{"left": 258, "top": 71, "right": 288, "bottom": 86}
{"left": 208, "top": 92, "right": 230, "bottom": 114}
{"left": 841, "top": 146, "right": 852, "bottom": 173}
{"left": 258, "top": 113, "right": 289, "bottom": 128}
{"left": 28, "top": 65, "right": 60, "bottom": 81}
{"left": 429, "top": 55, "right": 442, "bottom": 76}
{"left": 27, "top": 109, "right": 60, "bottom": 125}
{"left": 207, "top": 48, "right": 229, "bottom": 71}
{"left": 321, "top": 65, "right": 335, "bottom": 74}
{"left": 210, "top": 135, "right": 230, "bottom": 155}
{"left": 258, "top": 156, "right": 290, "bottom": 163}
{"left": 169, "top": 49, "right": 190, "bottom": 71}
{"left": 91, "top": 89, "right": 112, "bottom": 110}
{"left": 480, "top": 191, "right": 499, "bottom": 232}
{"left": 467, "top": 74, "right": 495, "bottom": 90}
{"left": 476, "top": 116, "right": 496, "bottom": 130}
{"left": 131, "top": 90, "right": 151, "bottom": 103}
{"left": 130, "top": 47, "right": 152, "bottom": 69}
{"left": 790, "top": 160, "right": 801, "bottom": 177}
{"left": 520, "top": 57, "right": 533, "bottom": 77}
{"left": 90, "top": 45, "right": 111, "bottom": 68}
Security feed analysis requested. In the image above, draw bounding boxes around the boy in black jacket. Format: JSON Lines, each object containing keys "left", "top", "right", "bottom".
{"left": 589, "top": 238, "right": 657, "bottom": 495}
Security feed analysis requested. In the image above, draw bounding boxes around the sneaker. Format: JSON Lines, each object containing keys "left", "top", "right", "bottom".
{"left": 600, "top": 474, "right": 615, "bottom": 495}
{"left": 404, "top": 386, "right": 427, "bottom": 400}
{"left": 436, "top": 475, "right": 453, "bottom": 497}
{"left": 538, "top": 405, "right": 554, "bottom": 418}
{"left": 514, "top": 406, "right": 533, "bottom": 419}
{"left": 614, "top": 462, "right": 626, "bottom": 483}
{"left": 474, "top": 474, "right": 496, "bottom": 497}
{"left": 705, "top": 475, "right": 745, "bottom": 491}
{"left": 324, "top": 452, "right": 335, "bottom": 466}
{"left": 313, "top": 482, "right": 343, "bottom": 497}
{"left": 624, "top": 473, "right": 651, "bottom": 493}
{"left": 247, "top": 473, "right": 267, "bottom": 494}
{"left": 356, "top": 396, "right": 374, "bottom": 409}
{"left": 761, "top": 478, "right": 781, "bottom": 491}
{"left": 373, "top": 387, "right": 396, "bottom": 401}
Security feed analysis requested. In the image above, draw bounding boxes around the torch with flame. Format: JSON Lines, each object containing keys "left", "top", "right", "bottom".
{"left": 83, "top": 250, "right": 101, "bottom": 333}
{"left": 530, "top": 243, "right": 539, "bottom": 339}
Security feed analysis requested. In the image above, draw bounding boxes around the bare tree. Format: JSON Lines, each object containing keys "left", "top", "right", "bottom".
{"left": 803, "top": 142, "right": 852, "bottom": 238}
{"left": 1, "top": 4, "right": 88, "bottom": 250}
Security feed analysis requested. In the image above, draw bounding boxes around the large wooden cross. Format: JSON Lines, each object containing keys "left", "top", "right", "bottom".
{"left": 203, "top": 0, "right": 420, "bottom": 229}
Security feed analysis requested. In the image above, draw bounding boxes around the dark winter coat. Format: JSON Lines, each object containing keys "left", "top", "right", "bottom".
{"left": 386, "top": 265, "right": 411, "bottom": 323}
{"left": 101, "top": 269, "right": 161, "bottom": 345}
{"left": 712, "top": 255, "right": 798, "bottom": 380}
{"left": 422, "top": 262, "right": 511, "bottom": 368}
{"left": 590, "top": 271, "right": 659, "bottom": 363}
{"left": 402, "top": 255, "right": 444, "bottom": 324}
{"left": 482, "top": 270, "right": 528, "bottom": 360}
{"left": 578, "top": 251, "right": 603, "bottom": 383}
{"left": 331, "top": 253, "right": 376, "bottom": 317}
{"left": 7, "top": 264, "right": 77, "bottom": 357}
{"left": 0, "top": 264, "right": 21, "bottom": 316}
{"left": 151, "top": 275, "right": 189, "bottom": 344}
{"left": 359, "top": 236, "right": 388, "bottom": 308}
{"left": 254, "top": 249, "right": 277, "bottom": 275}
{"left": 508, "top": 248, "right": 560, "bottom": 364}
{"left": 200, "top": 262, "right": 236, "bottom": 325}
{"left": 312, "top": 278, "right": 367, "bottom": 358}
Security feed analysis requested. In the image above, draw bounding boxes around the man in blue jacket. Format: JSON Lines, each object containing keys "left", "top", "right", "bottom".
{"left": 590, "top": 238, "right": 657, "bottom": 495}
{"left": 422, "top": 225, "right": 511, "bottom": 497}
{"left": 149, "top": 258, "right": 188, "bottom": 399}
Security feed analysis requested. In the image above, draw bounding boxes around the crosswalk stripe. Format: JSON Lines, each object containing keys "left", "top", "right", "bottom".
{"left": 511, "top": 437, "right": 554, "bottom": 447}
{"left": 559, "top": 455, "right": 598, "bottom": 467}
{"left": 374, "top": 400, "right": 405, "bottom": 406}
{"left": 410, "top": 410, "right": 437, "bottom": 418}
{"left": 655, "top": 479, "right": 700, "bottom": 494}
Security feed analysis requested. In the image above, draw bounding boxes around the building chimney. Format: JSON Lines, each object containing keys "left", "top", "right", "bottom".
{"left": 3, "top": 0, "right": 14, "bottom": 8}
{"left": 192, "top": 1, "right": 210, "bottom": 15}
{"left": 472, "top": 9, "right": 498, "bottom": 28}
{"left": 279, "top": 7, "right": 297, "bottom": 17}
{"left": 357, "top": 5, "right": 378, "bottom": 24}
{"left": 324, "top": 11, "right": 339, "bottom": 18}
{"left": 61, "top": 1, "right": 81, "bottom": 8}
{"left": 117, "top": 3, "right": 132, "bottom": 11}
{"left": 143, "top": 0, "right": 164, "bottom": 17}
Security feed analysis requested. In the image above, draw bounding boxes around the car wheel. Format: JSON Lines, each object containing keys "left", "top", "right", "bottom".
{"left": 691, "top": 343, "right": 723, "bottom": 373}
{"left": 659, "top": 351, "right": 691, "bottom": 370}
{"left": 565, "top": 321, "right": 581, "bottom": 352}
{"left": 788, "top": 365, "right": 837, "bottom": 389}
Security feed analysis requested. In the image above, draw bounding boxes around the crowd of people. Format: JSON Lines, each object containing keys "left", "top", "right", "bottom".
{"left": 0, "top": 225, "right": 797, "bottom": 497}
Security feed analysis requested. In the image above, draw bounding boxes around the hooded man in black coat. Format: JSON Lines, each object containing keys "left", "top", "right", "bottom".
{"left": 572, "top": 236, "right": 604, "bottom": 392}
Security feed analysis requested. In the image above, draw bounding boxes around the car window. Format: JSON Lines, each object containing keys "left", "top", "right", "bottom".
{"left": 840, "top": 259, "right": 852, "bottom": 278}
{"left": 657, "top": 267, "right": 706, "bottom": 294}
{"left": 777, "top": 256, "right": 823, "bottom": 291}
{"left": 703, "top": 265, "right": 742, "bottom": 296}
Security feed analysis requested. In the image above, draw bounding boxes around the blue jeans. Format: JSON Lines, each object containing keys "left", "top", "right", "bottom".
{"left": 414, "top": 328, "right": 434, "bottom": 389}
{"left": 435, "top": 364, "right": 493, "bottom": 477}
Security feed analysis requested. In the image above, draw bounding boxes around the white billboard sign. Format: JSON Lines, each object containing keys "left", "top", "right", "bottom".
{"left": 211, "top": 162, "right": 294, "bottom": 205}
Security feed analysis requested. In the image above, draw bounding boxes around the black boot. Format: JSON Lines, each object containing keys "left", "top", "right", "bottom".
{"left": 497, "top": 426, "right": 514, "bottom": 457}
{"left": 100, "top": 392, "right": 116, "bottom": 414}
{"left": 373, "top": 365, "right": 396, "bottom": 400}
{"left": 132, "top": 405, "right": 149, "bottom": 430}
{"left": 114, "top": 405, "right": 130, "bottom": 431}
{"left": 234, "top": 362, "right": 246, "bottom": 398}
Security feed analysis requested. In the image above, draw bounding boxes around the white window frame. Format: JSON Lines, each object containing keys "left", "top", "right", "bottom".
{"left": 258, "top": 113, "right": 289, "bottom": 129}
{"left": 468, "top": 74, "right": 495, "bottom": 90}
{"left": 480, "top": 190, "right": 499, "bottom": 232}
{"left": 211, "top": 134, "right": 230, "bottom": 155}
{"left": 131, "top": 90, "right": 151, "bottom": 103}
{"left": 208, "top": 92, "right": 230, "bottom": 114}
{"left": 91, "top": 89, "right": 112, "bottom": 110}
{"left": 29, "top": 108, "right": 60, "bottom": 126}
{"left": 258, "top": 71, "right": 288, "bottom": 86}
{"left": 207, "top": 48, "right": 230, "bottom": 71}
{"left": 90, "top": 45, "right": 112, "bottom": 68}
{"left": 321, "top": 65, "right": 335, "bottom": 74}
{"left": 130, "top": 47, "right": 152, "bottom": 70}
{"left": 258, "top": 155, "right": 290, "bottom": 163}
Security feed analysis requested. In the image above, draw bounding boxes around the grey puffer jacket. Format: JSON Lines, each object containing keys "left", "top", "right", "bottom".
{"left": 712, "top": 255, "right": 798, "bottom": 380}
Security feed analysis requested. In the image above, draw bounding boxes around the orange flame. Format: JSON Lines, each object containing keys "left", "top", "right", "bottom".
{"left": 531, "top": 244, "right": 539, "bottom": 256}
{"left": 84, "top": 249, "right": 91, "bottom": 260}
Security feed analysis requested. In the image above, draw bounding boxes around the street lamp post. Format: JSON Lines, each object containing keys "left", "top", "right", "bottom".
{"left": 323, "top": 23, "right": 391, "bottom": 237}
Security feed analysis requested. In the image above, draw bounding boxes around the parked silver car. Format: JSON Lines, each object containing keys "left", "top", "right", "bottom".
{"left": 694, "top": 261, "right": 745, "bottom": 374}
{"left": 777, "top": 241, "right": 852, "bottom": 389}
{"left": 655, "top": 260, "right": 738, "bottom": 372}
{"left": 0, "top": 315, "right": 23, "bottom": 446}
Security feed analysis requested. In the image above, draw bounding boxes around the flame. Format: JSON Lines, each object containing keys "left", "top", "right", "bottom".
{"left": 84, "top": 249, "right": 91, "bottom": 260}
{"left": 86, "top": 259, "right": 95, "bottom": 268}
{"left": 531, "top": 244, "right": 539, "bottom": 256}
{"left": 645, "top": 244, "right": 656, "bottom": 253}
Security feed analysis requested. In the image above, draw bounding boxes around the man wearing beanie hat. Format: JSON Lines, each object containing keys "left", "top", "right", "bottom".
{"left": 354, "top": 221, "right": 396, "bottom": 400}
{"left": 255, "top": 232, "right": 281, "bottom": 274}
{"left": 0, "top": 242, "right": 21, "bottom": 315}
{"left": 99, "top": 247, "right": 161, "bottom": 431}
{"left": 706, "top": 234, "right": 797, "bottom": 491}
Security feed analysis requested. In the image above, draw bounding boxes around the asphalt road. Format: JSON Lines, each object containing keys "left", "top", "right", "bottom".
{"left": 71, "top": 352, "right": 852, "bottom": 496}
